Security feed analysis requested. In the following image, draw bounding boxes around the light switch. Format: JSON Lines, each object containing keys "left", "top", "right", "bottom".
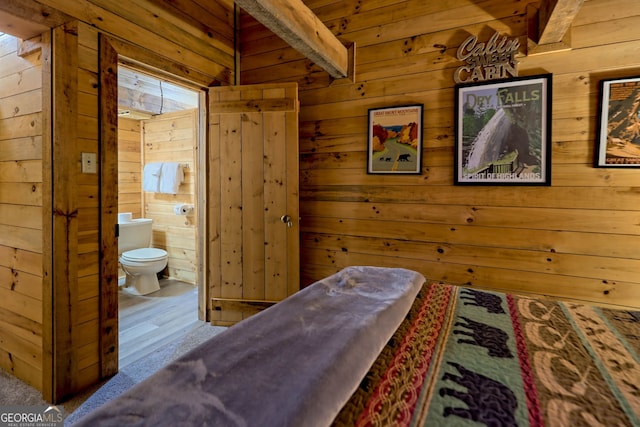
{"left": 81, "top": 152, "right": 97, "bottom": 174}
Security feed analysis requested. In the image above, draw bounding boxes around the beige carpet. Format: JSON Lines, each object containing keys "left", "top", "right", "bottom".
{"left": 0, "top": 321, "right": 226, "bottom": 425}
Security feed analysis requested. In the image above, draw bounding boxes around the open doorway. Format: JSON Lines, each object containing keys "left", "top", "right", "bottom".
{"left": 114, "top": 65, "right": 206, "bottom": 368}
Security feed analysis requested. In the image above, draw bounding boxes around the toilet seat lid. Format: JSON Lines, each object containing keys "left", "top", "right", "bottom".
{"left": 121, "top": 248, "right": 167, "bottom": 262}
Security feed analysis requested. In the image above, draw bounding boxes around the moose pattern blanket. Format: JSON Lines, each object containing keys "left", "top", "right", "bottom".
{"left": 332, "top": 282, "right": 640, "bottom": 427}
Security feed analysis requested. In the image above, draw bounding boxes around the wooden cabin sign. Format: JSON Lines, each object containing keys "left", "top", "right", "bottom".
{"left": 454, "top": 32, "right": 520, "bottom": 84}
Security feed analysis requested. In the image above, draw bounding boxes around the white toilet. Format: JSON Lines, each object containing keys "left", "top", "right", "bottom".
{"left": 117, "top": 212, "right": 168, "bottom": 295}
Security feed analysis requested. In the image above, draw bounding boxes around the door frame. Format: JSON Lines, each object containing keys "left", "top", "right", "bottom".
{"left": 98, "top": 35, "right": 211, "bottom": 377}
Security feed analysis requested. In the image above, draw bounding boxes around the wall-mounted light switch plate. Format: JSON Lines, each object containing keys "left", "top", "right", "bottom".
{"left": 81, "top": 152, "right": 98, "bottom": 174}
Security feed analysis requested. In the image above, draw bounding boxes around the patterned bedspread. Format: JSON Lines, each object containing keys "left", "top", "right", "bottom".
{"left": 333, "top": 282, "right": 640, "bottom": 427}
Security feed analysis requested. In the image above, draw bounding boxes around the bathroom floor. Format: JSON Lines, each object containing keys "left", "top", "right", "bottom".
{"left": 118, "top": 278, "right": 200, "bottom": 369}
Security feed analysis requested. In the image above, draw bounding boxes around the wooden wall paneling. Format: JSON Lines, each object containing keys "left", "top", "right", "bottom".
{"left": 163, "top": 0, "right": 235, "bottom": 44}
{"left": 0, "top": 41, "right": 41, "bottom": 77}
{"left": 299, "top": 246, "right": 640, "bottom": 309}
{"left": 238, "top": 2, "right": 535, "bottom": 82}
{"left": 76, "top": 247, "right": 99, "bottom": 380}
{"left": 243, "top": 16, "right": 523, "bottom": 83}
{"left": 0, "top": 203, "right": 42, "bottom": 228}
{"left": 0, "top": 135, "right": 42, "bottom": 161}
{"left": 0, "top": 227, "right": 42, "bottom": 254}
{"left": 0, "top": 159, "right": 42, "bottom": 183}
{"left": 117, "top": 118, "right": 142, "bottom": 217}
{"left": 0, "top": 66, "right": 42, "bottom": 97}
{"left": 0, "top": 31, "right": 45, "bottom": 393}
{"left": 0, "top": 113, "right": 42, "bottom": 142}
{"left": 0, "top": 90, "right": 42, "bottom": 120}
{"left": 336, "top": 1, "right": 537, "bottom": 46}
{"left": 142, "top": 109, "right": 198, "bottom": 284}
{"left": 0, "top": 246, "right": 43, "bottom": 277}
{"left": 71, "top": 319, "right": 99, "bottom": 391}
{"left": 34, "top": 0, "right": 233, "bottom": 84}
{"left": 302, "top": 231, "right": 640, "bottom": 285}
{"left": 240, "top": 0, "right": 640, "bottom": 308}
{"left": 0, "top": 297, "right": 42, "bottom": 348}
{"left": 88, "top": 0, "right": 234, "bottom": 59}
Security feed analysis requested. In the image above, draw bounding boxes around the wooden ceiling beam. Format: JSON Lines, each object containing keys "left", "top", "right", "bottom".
{"left": 235, "top": 0, "right": 350, "bottom": 79}
{"left": 527, "top": 0, "right": 584, "bottom": 55}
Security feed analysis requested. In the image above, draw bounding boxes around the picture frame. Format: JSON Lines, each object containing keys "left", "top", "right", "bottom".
{"left": 454, "top": 74, "right": 552, "bottom": 185}
{"left": 596, "top": 75, "right": 640, "bottom": 167}
{"left": 367, "top": 104, "right": 423, "bottom": 174}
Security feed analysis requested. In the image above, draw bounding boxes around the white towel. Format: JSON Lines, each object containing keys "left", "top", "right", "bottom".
{"left": 142, "top": 162, "right": 163, "bottom": 192}
{"left": 159, "top": 162, "right": 184, "bottom": 194}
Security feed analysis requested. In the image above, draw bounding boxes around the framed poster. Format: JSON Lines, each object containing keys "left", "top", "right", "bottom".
{"left": 367, "top": 104, "right": 423, "bottom": 174}
{"left": 454, "top": 74, "right": 552, "bottom": 185}
{"left": 596, "top": 75, "right": 640, "bottom": 167}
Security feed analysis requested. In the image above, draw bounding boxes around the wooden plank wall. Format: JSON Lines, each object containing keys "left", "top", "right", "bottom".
{"left": 117, "top": 117, "right": 142, "bottom": 217}
{"left": 239, "top": 0, "right": 640, "bottom": 308}
{"left": 143, "top": 109, "right": 198, "bottom": 284}
{"left": 0, "top": 33, "right": 44, "bottom": 390}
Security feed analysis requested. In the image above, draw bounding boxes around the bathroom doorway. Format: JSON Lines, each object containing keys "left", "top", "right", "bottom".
{"left": 116, "top": 65, "right": 206, "bottom": 368}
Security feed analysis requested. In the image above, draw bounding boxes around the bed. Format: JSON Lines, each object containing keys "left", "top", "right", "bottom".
{"left": 73, "top": 266, "right": 640, "bottom": 426}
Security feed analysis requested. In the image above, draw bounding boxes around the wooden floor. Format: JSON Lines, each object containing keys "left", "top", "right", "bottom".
{"left": 118, "top": 279, "right": 200, "bottom": 369}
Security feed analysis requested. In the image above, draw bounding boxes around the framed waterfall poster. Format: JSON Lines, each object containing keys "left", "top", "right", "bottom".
{"left": 454, "top": 74, "right": 552, "bottom": 185}
{"left": 367, "top": 104, "right": 423, "bottom": 174}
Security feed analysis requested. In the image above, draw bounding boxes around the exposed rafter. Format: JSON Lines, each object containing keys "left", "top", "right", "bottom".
{"left": 117, "top": 66, "right": 198, "bottom": 117}
{"left": 235, "top": 0, "right": 351, "bottom": 79}
{"left": 527, "top": 0, "right": 585, "bottom": 55}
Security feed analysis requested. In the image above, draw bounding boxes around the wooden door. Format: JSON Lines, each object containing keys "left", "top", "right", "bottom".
{"left": 208, "top": 83, "right": 300, "bottom": 325}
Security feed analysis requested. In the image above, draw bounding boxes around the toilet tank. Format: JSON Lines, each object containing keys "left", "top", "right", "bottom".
{"left": 117, "top": 213, "right": 153, "bottom": 255}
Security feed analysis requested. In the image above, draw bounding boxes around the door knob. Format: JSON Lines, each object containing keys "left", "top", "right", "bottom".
{"left": 280, "top": 214, "right": 293, "bottom": 228}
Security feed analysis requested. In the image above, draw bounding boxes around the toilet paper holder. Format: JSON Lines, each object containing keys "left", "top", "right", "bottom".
{"left": 174, "top": 203, "right": 194, "bottom": 215}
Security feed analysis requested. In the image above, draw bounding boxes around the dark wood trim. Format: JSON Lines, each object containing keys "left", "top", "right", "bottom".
{"left": 40, "top": 28, "right": 53, "bottom": 404}
{"left": 98, "top": 33, "right": 211, "bottom": 379}
{"left": 51, "top": 22, "right": 79, "bottom": 403}
{"left": 107, "top": 36, "right": 228, "bottom": 87}
{"left": 98, "top": 34, "right": 120, "bottom": 379}
{"left": 211, "top": 297, "right": 277, "bottom": 319}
